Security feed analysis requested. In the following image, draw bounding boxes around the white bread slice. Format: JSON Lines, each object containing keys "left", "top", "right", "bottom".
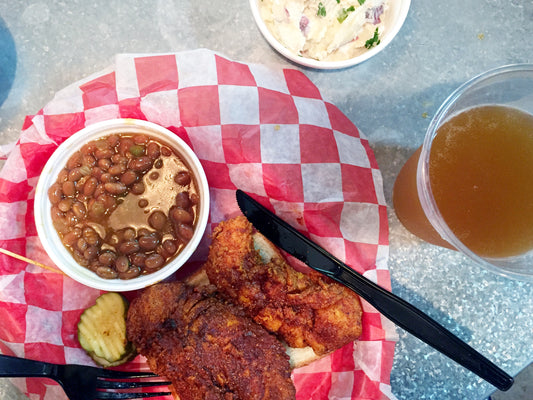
{"left": 185, "top": 232, "right": 322, "bottom": 369}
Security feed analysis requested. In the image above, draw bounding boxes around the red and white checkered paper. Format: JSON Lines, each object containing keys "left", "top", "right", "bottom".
{"left": 0, "top": 50, "right": 398, "bottom": 400}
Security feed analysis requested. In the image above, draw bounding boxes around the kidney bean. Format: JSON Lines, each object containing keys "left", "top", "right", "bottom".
{"left": 128, "top": 156, "right": 153, "bottom": 172}
{"left": 51, "top": 206, "right": 65, "bottom": 222}
{"left": 94, "top": 147, "right": 114, "bottom": 159}
{"left": 120, "top": 170, "right": 138, "bottom": 186}
{"left": 58, "top": 198, "right": 73, "bottom": 213}
{"left": 130, "top": 253, "right": 147, "bottom": 268}
{"left": 123, "top": 228, "right": 136, "bottom": 241}
{"left": 131, "top": 182, "right": 145, "bottom": 195}
{"left": 133, "top": 134, "right": 149, "bottom": 145}
{"left": 118, "top": 138, "right": 134, "bottom": 155}
{"left": 76, "top": 193, "right": 88, "bottom": 203}
{"left": 57, "top": 169, "right": 69, "bottom": 182}
{"left": 155, "top": 244, "right": 169, "bottom": 259}
{"left": 104, "top": 182, "right": 127, "bottom": 195}
{"left": 62, "top": 228, "right": 82, "bottom": 247}
{"left": 66, "top": 153, "right": 81, "bottom": 169}
{"left": 72, "top": 250, "right": 90, "bottom": 267}
{"left": 84, "top": 246, "right": 98, "bottom": 261}
{"left": 96, "top": 266, "right": 118, "bottom": 279}
{"left": 144, "top": 253, "right": 165, "bottom": 270}
{"left": 48, "top": 184, "right": 63, "bottom": 205}
{"left": 53, "top": 217, "right": 70, "bottom": 235}
{"left": 99, "top": 251, "right": 117, "bottom": 267}
{"left": 97, "top": 158, "right": 111, "bottom": 170}
{"left": 170, "top": 207, "right": 194, "bottom": 225}
{"left": 118, "top": 266, "right": 141, "bottom": 280}
{"left": 95, "top": 194, "right": 116, "bottom": 212}
{"left": 190, "top": 193, "right": 200, "bottom": 205}
{"left": 149, "top": 171, "right": 159, "bottom": 180}
{"left": 98, "top": 173, "right": 112, "bottom": 183}
{"left": 139, "top": 233, "right": 160, "bottom": 251}
{"left": 114, "top": 255, "right": 130, "bottom": 272}
{"left": 175, "top": 192, "right": 191, "bottom": 209}
{"left": 76, "top": 175, "right": 89, "bottom": 191}
{"left": 148, "top": 211, "right": 167, "bottom": 230}
{"left": 138, "top": 199, "right": 148, "bottom": 208}
{"left": 68, "top": 168, "right": 83, "bottom": 182}
{"left": 110, "top": 153, "right": 125, "bottom": 164}
{"left": 146, "top": 142, "right": 160, "bottom": 159}
{"left": 71, "top": 201, "right": 86, "bottom": 219}
{"left": 161, "top": 146, "right": 172, "bottom": 157}
{"left": 62, "top": 181, "right": 76, "bottom": 197}
{"left": 76, "top": 239, "right": 88, "bottom": 254}
{"left": 137, "top": 228, "right": 151, "bottom": 237}
{"left": 83, "top": 177, "right": 98, "bottom": 196}
{"left": 93, "top": 184, "right": 106, "bottom": 199}
{"left": 119, "top": 240, "right": 140, "bottom": 255}
{"left": 91, "top": 167, "right": 103, "bottom": 180}
{"left": 65, "top": 211, "right": 79, "bottom": 228}
{"left": 107, "top": 134, "right": 120, "bottom": 147}
{"left": 176, "top": 223, "right": 194, "bottom": 241}
{"left": 83, "top": 227, "right": 100, "bottom": 246}
{"left": 174, "top": 171, "right": 191, "bottom": 186}
{"left": 88, "top": 200, "right": 105, "bottom": 219}
{"left": 81, "top": 143, "right": 97, "bottom": 155}
{"left": 108, "top": 163, "right": 126, "bottom": 176}
{"left": 162, "top": 239, "right": 178, "bottom": 255}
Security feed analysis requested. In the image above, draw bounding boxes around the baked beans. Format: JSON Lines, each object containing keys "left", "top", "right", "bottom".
{"left": 48, "top": 133, "right": 200, "bottom": 279}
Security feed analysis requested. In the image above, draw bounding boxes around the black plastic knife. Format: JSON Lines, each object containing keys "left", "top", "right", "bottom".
{"left": 236, "top": 189, "right": 514, "bottom": 391}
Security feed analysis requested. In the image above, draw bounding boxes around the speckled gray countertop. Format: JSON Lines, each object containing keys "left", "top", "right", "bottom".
{"left": 0, "top": 1, "right": 532, "bottom": 399}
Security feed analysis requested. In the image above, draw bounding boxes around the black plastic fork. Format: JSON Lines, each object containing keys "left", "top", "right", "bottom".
{"left": 0, "top": 354, "right": 172, "bottom": 400}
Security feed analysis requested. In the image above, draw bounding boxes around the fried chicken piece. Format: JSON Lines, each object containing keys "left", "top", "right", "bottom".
{"left": 126, "top": 282, "right": 296, "bottom": 400}
{"left": 204, "top": 216, "right": 363, "bottom": 356}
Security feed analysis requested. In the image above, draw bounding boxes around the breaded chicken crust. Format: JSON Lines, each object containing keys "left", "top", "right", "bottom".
{"left": 126, "top": 282, "right": 296, "bottom": 400}
{"left": 204, "top": 216, "right": 363, "bottom": 356}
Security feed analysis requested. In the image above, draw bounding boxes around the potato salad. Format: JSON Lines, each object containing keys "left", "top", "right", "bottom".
{"left": 258, "top": 0, "right": 389, "bottom": 61}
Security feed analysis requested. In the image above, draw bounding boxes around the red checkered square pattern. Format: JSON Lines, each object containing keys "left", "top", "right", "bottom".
{"left": 0, "top": 50, "right": 395, "bottom": 400}
{"left": 134, "top": 54, "right": 179, "bottom": 97}
{"left": 299, "top": 125, "right": 340, "bottom": 163}
{"left": 80, "top": 72, "right": 118, "bottom": 109}
{"left": 215, "top": 54, "right": 257, "bottom": 86}
{"left": 178, "top": 85, "right": 221, "bottom": 127}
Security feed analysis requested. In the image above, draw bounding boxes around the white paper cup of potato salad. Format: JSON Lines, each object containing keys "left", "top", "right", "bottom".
{"left": 34, "top": 119, "right": 210, "bottom": 291}
{"left": 250, "top": 0, "right": 411, "bottom": 69}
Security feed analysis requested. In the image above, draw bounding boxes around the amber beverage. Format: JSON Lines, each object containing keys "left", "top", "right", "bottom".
{"left": 393, "top": 146, "right": 455, "bottom": 250}
{"left": 392, "top": 64, "right": 533, "bottom": 280}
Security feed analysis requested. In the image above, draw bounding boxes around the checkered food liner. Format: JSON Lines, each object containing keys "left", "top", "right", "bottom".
{"left": 0, "top": 50, "right": 398, "bottom": 400}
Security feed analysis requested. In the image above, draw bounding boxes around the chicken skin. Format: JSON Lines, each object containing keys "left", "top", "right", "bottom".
{"left": 126, "top": 282, "right": 296, "bottom": 400}
{"left": 204, "top": 216, "right": 363, "bottom": 356}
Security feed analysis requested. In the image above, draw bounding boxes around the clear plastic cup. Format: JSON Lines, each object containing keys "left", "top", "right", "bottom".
{"left": 393, "top": 64, "right": 533, "bottom": 281}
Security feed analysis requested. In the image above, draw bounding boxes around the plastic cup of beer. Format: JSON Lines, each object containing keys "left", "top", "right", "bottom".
{"left": 393, "top": 64, "right": 533, "bottom": 281}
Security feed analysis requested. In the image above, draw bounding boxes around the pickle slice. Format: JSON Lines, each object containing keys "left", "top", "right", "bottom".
{"left": 77, "top": 292, "right": 136, "bottom": 367}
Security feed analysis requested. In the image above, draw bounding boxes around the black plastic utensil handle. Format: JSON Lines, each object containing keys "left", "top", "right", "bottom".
{"left": 236, "top": 189, "right": 514, "bottom": 392}
{"left": 0, "top": 354, "right": 55, "bottom": 377}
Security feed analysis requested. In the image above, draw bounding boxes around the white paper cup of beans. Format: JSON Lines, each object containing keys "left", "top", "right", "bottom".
{"left": 34, "top": 119, "right": 210, "bottom": 291}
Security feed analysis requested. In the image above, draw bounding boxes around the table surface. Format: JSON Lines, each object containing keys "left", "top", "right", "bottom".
{"left": 0, "top": 1, "right": 532, "bottom": 399}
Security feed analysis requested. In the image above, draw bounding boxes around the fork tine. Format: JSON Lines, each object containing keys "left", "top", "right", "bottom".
{"left": 97, "top": 379, "right": 171, "bottom": 390}
{"left": 95, "top": 391, "right": 172, "bottom": 399}
{"left": 96, "top": 369, "right": 160, "bottom": 379}
{"left": 93, "top": 369, "right": 172, "bottom": 399}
